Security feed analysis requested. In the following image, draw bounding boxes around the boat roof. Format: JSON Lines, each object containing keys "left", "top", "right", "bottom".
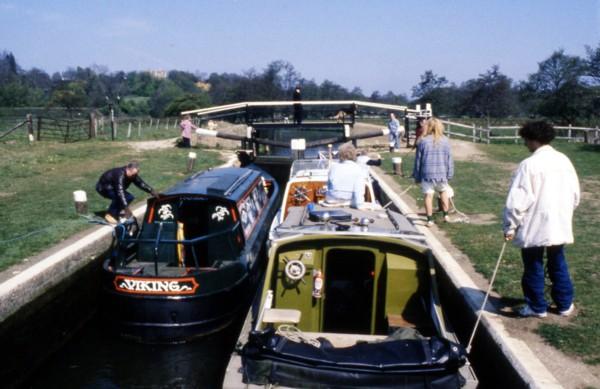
{"left": 162, "top": 167, "right": 263, "bottom": 201}
{"left": 273, "top": 204, "right": 426, "bottom": 246}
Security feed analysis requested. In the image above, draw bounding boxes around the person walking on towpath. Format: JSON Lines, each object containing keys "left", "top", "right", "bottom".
{"left": 178, "top": 114, "right": 198, "bottom": 148}
{"left": 412, "top": 117, "right": 453, "bottom": 227}
{"left": 387, "top": 112, "right": 404, "bottom": 152}
{"left": 503, "top": 120, "right": 580, "bottom": 318}
{"left": 96, "top": 161, "right": 159, "bottom": 224}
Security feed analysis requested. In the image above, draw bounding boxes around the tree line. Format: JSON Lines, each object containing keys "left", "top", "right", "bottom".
{"left": 0, "top": 43, "right": 598, "bottom": 125}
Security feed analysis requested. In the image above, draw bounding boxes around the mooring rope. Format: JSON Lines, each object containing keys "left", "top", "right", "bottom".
{"left": 466, "top": 241, "right": 507, "bottom": 354}
{"left": 277, "top": 324, "right": 321, "bottom": 348}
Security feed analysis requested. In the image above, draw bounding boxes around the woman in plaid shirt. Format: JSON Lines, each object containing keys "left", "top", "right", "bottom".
{"left": 412, "top": 118, "right": 454, "bottom": 226}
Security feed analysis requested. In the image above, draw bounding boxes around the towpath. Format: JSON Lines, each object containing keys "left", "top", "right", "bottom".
{"left": 381, "top": 139, "right": 600, "bottom": 389}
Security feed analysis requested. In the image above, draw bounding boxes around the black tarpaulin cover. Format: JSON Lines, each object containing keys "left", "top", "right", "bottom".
{"left": 242, "top": 329, "right": 467, "bottom": 388}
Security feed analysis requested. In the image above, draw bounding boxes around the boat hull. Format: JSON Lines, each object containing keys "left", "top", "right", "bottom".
{"left": 102, "top": 271, "right": 251, "bottom": 343}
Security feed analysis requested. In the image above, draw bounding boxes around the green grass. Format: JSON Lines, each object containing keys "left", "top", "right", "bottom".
{"left": 383, "top": 142, "right": 600, "bottom": 364}
{"left": 0, "top": 138, "right": 223, "bottom": 271}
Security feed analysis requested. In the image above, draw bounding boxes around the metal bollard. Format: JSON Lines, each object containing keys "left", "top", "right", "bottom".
{"left": 392, "top": 157, "right": 403, "bottom": 176}
{"left": 73, "top": 190, "right": 88, "bottom": 214}
{"left": 187, "top": 152, "right": 197, "bottom": 172}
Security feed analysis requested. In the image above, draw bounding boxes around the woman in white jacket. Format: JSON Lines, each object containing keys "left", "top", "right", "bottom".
{"left": 503, "top": 121, "right": 580, "bottom": 318}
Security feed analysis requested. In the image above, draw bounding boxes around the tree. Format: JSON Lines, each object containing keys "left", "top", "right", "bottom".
{"left": 163, "top": 93, "right": 211, "bottom": 117}
{"left": 411, "top": 71, "right": 459, "bottom": 116}
{"left": 0, "top": 51, "right": 20, "bottom": 84}
{"left": 520, "top": 50, "right": 587, "bottom": 123}
{"left": 48, "top": 81, "right": 88, "bottom": 116}
{"left": 460, "top": 65, "right": 516, "bottom": 122}
{"left": 585, "top": 43, "right": 600, "bottom": 83}
{"left": 149, "top": 80, "right": 185, "bottom": 117}
{"left": 411, "top": 70, "right": 448, "bottom": 99}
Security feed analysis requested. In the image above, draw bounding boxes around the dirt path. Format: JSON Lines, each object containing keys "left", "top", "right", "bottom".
{"left": 391, "top": 139, "right": 600, "bottom": 388}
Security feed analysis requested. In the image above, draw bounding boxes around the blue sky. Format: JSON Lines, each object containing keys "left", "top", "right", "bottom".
{"left": 0, "top": 0, "right": 598, "bottom": 96}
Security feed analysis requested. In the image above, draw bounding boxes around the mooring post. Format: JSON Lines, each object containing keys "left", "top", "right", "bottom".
{"left": 88, "top": 112, "right": 96, "bottom": 139}
{"left": 26, "top": 114, "right": 33, "bottom": 142}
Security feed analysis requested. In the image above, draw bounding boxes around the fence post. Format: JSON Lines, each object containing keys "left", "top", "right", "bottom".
{"left": 88, "top": 112, "right": 96, "bottom": 139}
{"left": 127, "top": 122, "right": 132, "bottom": 138}
{"left": 26, "top": 114, "right": 33, "bottom": 141}
{"left": 156, "top": 119, "right": 160, "bottom": 130}
{"left": 514, "top": 127, "right": 519, "bottom": 144}
{"left": 472, "top": 124, "right": 476, "bottom": 143}
{"left": 37, "top": 116, "right": 42, "bottom": 140}
{"left": 446, "top": 123, "right": 451, "bottom": 139}
{"left": 165, "top": 118, "right": 169, "bottom": 130}
{"left": 568, "top": 124, "right": 572, "bottom": 142}
{"left": 138, "top": 121, "right": 141, "bottom": 137}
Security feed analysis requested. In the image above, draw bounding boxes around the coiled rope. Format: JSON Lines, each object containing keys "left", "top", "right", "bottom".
{"left": 277, "top": 324, "right": 321, "bottom": 348}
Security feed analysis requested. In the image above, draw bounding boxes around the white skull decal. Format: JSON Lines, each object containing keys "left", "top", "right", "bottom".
{"left": 158, "top": 204, "right": 174, "bottom": 220}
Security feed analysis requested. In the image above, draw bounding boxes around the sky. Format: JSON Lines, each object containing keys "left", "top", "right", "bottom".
{"left": 0, "top": 0, "right": 599, "bottom": 97}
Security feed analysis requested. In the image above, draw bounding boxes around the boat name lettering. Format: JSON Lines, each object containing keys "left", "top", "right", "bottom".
{"left": 158, "top": 204, "right": 174, "bottom": 220}
{"left": 114, "top": 276, "right": 199, "bottom": 295}
{"left": 211, "top": 205, "right": 230, "bottom": 222}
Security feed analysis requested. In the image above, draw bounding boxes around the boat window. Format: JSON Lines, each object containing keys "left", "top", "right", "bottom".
{"left": 239, "top": 181, "right": 268, "bottom": 238}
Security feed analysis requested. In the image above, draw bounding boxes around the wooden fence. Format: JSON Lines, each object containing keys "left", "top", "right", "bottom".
{"left": 441, "top": 120, "right": 600, "bottom": 145}
{"left": 1, "top": 113, "right": 184, "bottom": 142}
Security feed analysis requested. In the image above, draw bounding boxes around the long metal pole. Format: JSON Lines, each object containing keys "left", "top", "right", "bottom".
{"left": 466, "top": 241, "right": 507, "bottom": 354}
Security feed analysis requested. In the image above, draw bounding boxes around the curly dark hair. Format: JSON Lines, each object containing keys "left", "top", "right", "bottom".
{"left": 518, "top": 121, "right": 555, "bottom": 144}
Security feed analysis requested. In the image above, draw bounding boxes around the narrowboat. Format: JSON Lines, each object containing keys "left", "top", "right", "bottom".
{"left": 223, "top": 159, "right": 477, "bottom": 388}
{"left": 102, "top": 166, "right": 280, "bottom": 343}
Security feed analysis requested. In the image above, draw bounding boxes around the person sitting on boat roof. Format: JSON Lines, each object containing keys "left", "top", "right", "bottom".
{"left": 326, "top": 143, "right": 367, "bottom": 208}
{"left": 96, "top": 161, "right": 159, "bottom": 224}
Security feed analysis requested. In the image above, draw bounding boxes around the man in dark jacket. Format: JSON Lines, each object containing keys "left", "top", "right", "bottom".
{"left": 96, "top": 161, "right": 158, "bottom": 224}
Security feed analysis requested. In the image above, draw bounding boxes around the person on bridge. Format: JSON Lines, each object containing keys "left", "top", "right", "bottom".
{"left": 503, "top": 120, "right": 579, "bottom": 318}
{"left": 178, "top": 114, "right": 198, "bottom": 148}
{"left": 293, "top": 85, "right": 303, "bottom": 125}
{"left": 412, "top": 117, "right": 454, "bottom": 227}
{"left": 96, "top": 161, "right": 159, "bottom": 224}
{"left": 387, "top": 113, "right": 405, "bottom": 152}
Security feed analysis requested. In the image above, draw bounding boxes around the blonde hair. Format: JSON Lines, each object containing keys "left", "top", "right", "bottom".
{"left": 425, "top": 118, "right": 444, "bottom": 143}
{"left": 337, "top": 142, "right": 357, "bottom": 162}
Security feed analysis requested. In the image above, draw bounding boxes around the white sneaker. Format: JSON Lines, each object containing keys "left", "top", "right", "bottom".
{"left": 444, "top": 215, "right": 450, "bottom": 223}
{"left": 426, "top": 220, "right": 435, "bottom": 227}
{"left": 559, "top": 303, "right": 575, "bottom": 317}
{"left": 517, "top": 305, "right": 547, "bottom": 318}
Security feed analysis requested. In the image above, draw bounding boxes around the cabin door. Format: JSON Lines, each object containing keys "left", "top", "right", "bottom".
{"left": 323, "top": 248, "right": 375, "bottom": 334}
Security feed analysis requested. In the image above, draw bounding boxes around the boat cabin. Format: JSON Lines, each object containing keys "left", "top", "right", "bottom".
{"left": 108, "top": 167, "right": 275, "bottom": 277}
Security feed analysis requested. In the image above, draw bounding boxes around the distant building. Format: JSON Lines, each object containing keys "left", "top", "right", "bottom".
{"left": 195, "top": 81, "right": 211, "bottom": 92}
{"left": 147, "top": 69, "right": 167, "bottom": 79}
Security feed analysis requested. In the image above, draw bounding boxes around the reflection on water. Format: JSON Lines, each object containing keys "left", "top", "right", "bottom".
{"left": 28, "top": 314, "right": 243, "bottom": 389}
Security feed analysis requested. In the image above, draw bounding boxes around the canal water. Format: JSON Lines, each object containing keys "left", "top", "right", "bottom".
{"left": 26, "top": 311, "right": 244, "bottom": 389}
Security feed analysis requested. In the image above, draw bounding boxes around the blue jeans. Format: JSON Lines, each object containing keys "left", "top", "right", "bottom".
{"left": 521, "top": 245, "right": 574, "bottom": 313}
{"left": 98, "top": 189, "right": 134, "bottom": 218}
{"left": 388, "top": 131, "right": 401, "bottom": 149}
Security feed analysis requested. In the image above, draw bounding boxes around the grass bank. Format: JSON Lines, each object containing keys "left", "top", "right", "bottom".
{"left": 0, "top": 138, "right": 223, "bottom": 271}
{"left": 383, "top": 141, "right": 600, "bottom": 364}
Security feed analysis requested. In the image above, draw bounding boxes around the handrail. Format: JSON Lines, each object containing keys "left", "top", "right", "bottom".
{"left": 182, "top": 100, "right": 430, "bottom": 117}
{"left": 115, "top": 221, "right": 242, "bottom": 274}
